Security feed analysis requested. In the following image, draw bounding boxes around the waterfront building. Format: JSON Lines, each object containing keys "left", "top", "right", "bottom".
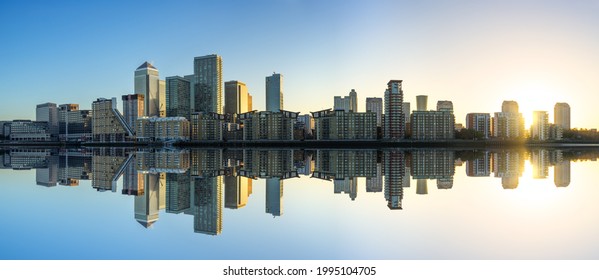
{"left": 6, "top": 120, "right": 51, "bottom": 141}
{"left": 58, "top": 104, "right": 92, "bottom": 141}
{"left": 466, "top": 113, "right": 491, "bottom": 139}
{"left": 190, "top": 112, "right": 225, "bottom": 141}
{"left": 121, "top": 94, "right": 144, "bottom": 133}
{"left": 384, "top": 150, "right": 405, "bottom": 209}
{"left": 366, "top": 97, "right": 383, "bottom": 126}
{"left": 466, "top": 152, "right": 491, "bottom": 177}
{"left": 36, "top": 102, "right": 58, "bottom": 140}
{"left": 165, "top": 76, "right": 191, "bottom": 118}
{"left": 266, "top": 73, "right": 283, "bottom": 112}
{"left": 134, "top": 62, "right": 166, "bottom": 117}
{"left": 311, "top": 109, "right": 377, "bottom": 140}
{"left": 531, "top": 111, "right": 549, "bottom": 140}
{"left": 136, "top": 116, "right": 190, "bottom": 141}
{"left": 554, "top": 102, "right": 570, "bottom": 130}
{"left": 239, "top": 110, "right": 298, "bottom": 141}
{"left": 194, "top": 54, "right": 223, "bottom": 114}
{"left": 334, "top": 89, "right": 358, "bottom": 112}
{"left": 296, "top": 114, "right": 314, "bottom": 138}
{"left": 224, "top": 80, "right": 252, "bottom": 115}
{"left": 411, "top": 111, "right": 455, "bottom": 140}
{"left": 91, "top": 98, "right": 133, "bottom": 142}
{"left": 384, "top": 80, "right": 405, "bottom": 140}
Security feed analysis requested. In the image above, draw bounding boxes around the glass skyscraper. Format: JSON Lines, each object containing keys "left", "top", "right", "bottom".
{"left": 194, "top": 54, "right": 223, "bottom": 114}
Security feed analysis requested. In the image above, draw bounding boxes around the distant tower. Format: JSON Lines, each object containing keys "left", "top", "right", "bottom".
{"left": 224, "top": 80, "right": 251, "bottom": 115}
{"left": 349, "top": 89, "right": 358, "bottom": 112}
{"left": 36, "top": 102, "right": 59, "bottom": 139}
{"left": 502, "top": 100, "right": 519, "bottom": 113}
{"left": 266, "top": 73, "right": 283, "bottom": 112}
{"left": 134, "top": 62, "right": 165, "bottom": 117}
{"left": 416, "top": 95, "right": 428, "bottom": 111}
{"left": 554, "top": 102, "right": 570, "bottom": 130}
{"left": 436, "top": 100, "right": 453, "bottom": 112}
{"left": 402, "top": 102, "right": 411, "bottom": 126}
{"left": 194, "top": 54, "right": 223, "bottom": 114}
{"left": 121, "top": 94, "right": 144, "bottom": 133}
{"left": 265, "top": 178, "right": 283, "bottom": 216}
{"left": 384, "top": 80, "right": 404, "bottom": 139}
{"left": 165, "top": 76, "right": 191, "bottom": 118}
{"left": 532, "top": 111, "right": 549, "bottom": 140}
{"left": 366, "top": 97, "right": 383, "bottom": 126}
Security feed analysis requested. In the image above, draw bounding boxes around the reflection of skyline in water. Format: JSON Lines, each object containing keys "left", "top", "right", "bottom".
{"left": 0, "top": 147, "right": 593, "bottom": 236}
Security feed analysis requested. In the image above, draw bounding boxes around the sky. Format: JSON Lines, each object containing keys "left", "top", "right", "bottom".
{"left": 1, "top": 0, "right": 598, "bottom": 128}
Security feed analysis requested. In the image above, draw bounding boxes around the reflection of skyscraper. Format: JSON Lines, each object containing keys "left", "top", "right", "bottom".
{"left": 91, "top": 149, "right": 131, "bottom": 191}
{"left": 384, "top": 150, "right": 405, "bottom": 209}
{"left": 36, "top": 155, "right": 58, "bottom": 187}
{"left": 224, "top": 176, "right": 251, "bottom": 209}
{"left": 122, "top": 159, "right": 144, "bottom": 195}
{"left": 416, "top": 179, "right": 428, "bottom": 195}
{"left": 266, "top": 178, "right": 283, "bottom": 216}
{"left": 194, "top": 176, "right": 223, "bottom": 235}
{"left": 134, "top": 173, "right": 165, "bottom": 228}
{"left": 366, "top": 163, "right": 383, "bottom": 192}
{"left": 334, "top": 178, "right": 358, "bottom": 200}
{"left": 493, "top": 151, "right": 524, "bottom": 189}
{"left": 166, "top": 172, "right": 191, "bottom": 213}
{"left": 554, "top": 158, "right": 571, "bottom": 188}
{"left": 532, "top": 150, "right": 549, "bottom": 179}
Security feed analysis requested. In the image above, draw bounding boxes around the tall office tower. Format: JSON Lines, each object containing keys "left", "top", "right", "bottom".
{"left": 121, "top": 94, "right": 144, "bottom": 133}
{"left": 436, "top": 100, "right": 453, "bottom": 112}
{"left": 194, "top": 54, "right": 223, "bottom": 114}
{"left": 134, "top": 173, "right": 163, "bottom": 228}
{"left": 335, "top": 89, "right": 358, "bottom": 112}
{"left": 466, "top": 113, "right": 491, "bottom": 138}
{"left": 384, "top": 80, "right": 404, "bottom": 139}
{"left": 194, "top": 176, "right": 223, "bottom": 235}
{"left": 184, "top": 74, "right": 196, "bottom": 113}
{"left": 502, "top": 100, "right": 519, "bottom": 113}
{"left": 134, "top": 62, "right": 165, "bottom": 117}
{"left": 266, "top": 73, "right": 283, "bottom": 112}
{"left": 224, "top": 80, "right": 251, "bottom": 115}
{"left": 416, "top": 95, "right": 428, "bottom": 111}
{"left": 554, "top": 102, "right": 570, "bottom": 130}
{"left": 366, "top": 97, "right": 383, "bottom": 126}
{"left": 532, "top": 111, "right": 549, "bottom": 140}
{"left": 165, "top": 76, "right": 191, "bottom": 118}
{"left": 266, "top": 178, "right": 283, "bottom": 216}
{"left": 36, "top": 102, "right": 58, "bottom": 139}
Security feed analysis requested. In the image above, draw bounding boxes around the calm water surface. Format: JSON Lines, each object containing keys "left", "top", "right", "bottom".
{"left": 1, "top": 147, "right": 598, "bottom": 259}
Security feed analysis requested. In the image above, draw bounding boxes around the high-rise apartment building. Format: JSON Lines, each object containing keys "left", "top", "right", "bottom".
{"left": 384, "top": 80, "right": 404, "bottom": 139}
{"left": 312, "top": 109, "right": 377, "bottom": 140}
{"left": 134, "top": 62, "right": 165, "bottom": 117}
{"left": 402, "top": 102, "right": 411, "bottom": 126}
{"left": 165, "top": 76, "right": 191, "bottom": 118}
{"left": 334, "top": 89, "right": 358, "bottom": 112}
{"left": 194, "top": 54, "right": 223, "bottom": 114}
{"left": 92, "top": 98, "right": 133, "bottom": 142}
{"left": 366, "top": 97, "right": 383, "bottom": 126}
{"left": 466, "top": 113, "right": 491, "bottom": 138}
{"left": 436, "top": 100, "right": 453, "bottom": 112}
{"left": 554, "top": 102, "right": 570, "bottom": 130}
{"left": 411, "top": 110, "right": 455, "bottom": 140}
{"left": 532, "top": 111, "right": 549, "bottom": 140}
{"left": 492, "top": 101, "right": 524, "bottom": 138}
{"left": 224, "top": 80, "right": 252, "bottom": 115}
{"left": 121, "top": 94, "right": 144, "bottom": 133}
{"left": 266, "top": 73, "right": 283, "bottom": 112}
{"left": 36, "top": 102, "right": 58, "bottom": 139}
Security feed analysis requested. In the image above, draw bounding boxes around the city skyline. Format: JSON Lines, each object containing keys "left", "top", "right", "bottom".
{"left": 1, "top": 1, "right": 599, "bottom": 129}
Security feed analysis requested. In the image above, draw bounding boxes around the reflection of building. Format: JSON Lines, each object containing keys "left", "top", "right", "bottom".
{"left": 313, "top": 150, "right": 378, "bottom": 179}
{"left": 134, "top": 172, "right": 166, "bottom": 228}
{"left": 194, "top": 176, "right": 223, "bottom": 235}
{"left": 166, "top": 172, "right": 191, "bottom": 213}
{"left": 312, "top": 109, "right": 377, "bottom": 140}
{"left": 553, "top": 154, "right": 571, "bottom": 188}
{"left": 265, "top": 178, "right": 283, "bottom": 216}
{"left": 58, "top": 152, "right": 92, "bottom": 186}
{"left": 334, "top": 178, "right": 358, "bottom": 200}
{"left": 384, "top": 80, "right": 405, "bottom": 140}
{"left": 240, "top": 150, "right": 296, "bottom": 179}
{"left": 416, "top": 179, "right": 428, "bottom": 195}
{"left": 224, "top": 176, "right": 252, "bottom": 209}
{"left": 366, "top": 162, "right": 383, "bottom": 192}
{"left": 466, "top": 152, "right": 490, "bottom": 177}
{"left": 531, "top": 149, "right": 549, "bottom": 179}
{"left": 384, "top": 151, "right": 405, "bottom": 209}
{"left": 36, "top": 155, "right": 58, "bottom": 187}
{"left": 266, "top": 73, "right": 283, "bottom": 112}
{"left": 91, "top": 149, "right": 132, "bottom": 191}
{"left": 492, "top": 151, "right": 524, "bottom": 189}
{"left": 190, "top": 149, "right": 224, "bottom": 177}
{"left": 334, "top": 89, "right": 358, "bottom": 112}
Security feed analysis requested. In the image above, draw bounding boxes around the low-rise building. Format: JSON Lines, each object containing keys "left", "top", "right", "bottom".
{"left": 411, "top": 111, "right": 455, "bottom": 140}
{"left": 191, "top": 112, "right": 225, "bottom": 141}
{"left": 239, "top": 110, "right": 298, "bottom": 141}
{"left": 137, "top": 116, "right": 190, "bottom": 141}
{"left": 311, "top": 109, "right": 377, "bottom": 140}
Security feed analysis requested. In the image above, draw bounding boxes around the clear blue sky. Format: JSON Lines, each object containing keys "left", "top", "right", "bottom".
{"left": 1, "top": 0, "right": 598, "bottom": 128}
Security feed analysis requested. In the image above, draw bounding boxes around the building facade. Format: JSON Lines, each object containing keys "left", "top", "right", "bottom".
{"left": 190, "top": 112, "right": 225, "bottom": 141}
{"left": 554, "top": 102, "right": 570, "bottom": 130}
{"left": 6, "top": 120, "right": 51, "bottom": 141}
{"left": 194, "top": 54, "right": 223, "bottom": 114}
{"left": 531, "top": 111, "right": 549, "bottom": 140}
{"left": 136, "top": 117, "right": 190, "bottom": 141}
{"left": 92, "top": 98, "right": 133, "bottom": 142}
{"left": 239, "top": 110, "right": 298, "bottom": 140}
{"left": 384, "top": 80, "right": 404, "bottom": 140}
{"left": 411, "top": 111, "right": 455, "bottom": 140}
{"left": 121, "top": 94, "right": 145, "bottom": 133}
{"left": 58, "top": 104, "right": 92, "bottom": 141}
{"left": 36, "top": 102, "right": 58, "bottom": 140}
{"left": 266, "top": 73, "right": 283, "bottom": 112}
{"left": 311, "top": 109, "right": 377, "bottom": 140}
{"left": 334, "top": 89, "right": 358, "bottom": 112}
{"left": 466, "top": 113, "right": 491, "bottom": 138}
{"left": 366, "top": 97, "right": 383, "bottom": 126}
{"left": 224, "top": 80, "right": 252, "bottom": 115}
{"left": 165, "top": 76, "right": 191, "bottom": 118}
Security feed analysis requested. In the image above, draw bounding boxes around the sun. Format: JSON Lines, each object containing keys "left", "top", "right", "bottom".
{"left": 506, "top": 81, "right": 567, "bottom": 128}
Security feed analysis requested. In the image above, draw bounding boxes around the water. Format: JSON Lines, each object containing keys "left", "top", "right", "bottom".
{"left": 1, "top": 147, "right": 598, "bottom": 260}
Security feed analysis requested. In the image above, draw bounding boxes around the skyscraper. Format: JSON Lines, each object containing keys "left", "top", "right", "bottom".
{"left": 466, "top": 113, "right": 491, "bottom": 138}
{"left": 194, "top": 54, "right": 223, "bottom": 114}
{"left": 493, "top": 100, "right": 524, "bottom": 138}
{"left": 366, "top": 97, "right": 383, "bottom": 126}
{"left": 532, "top": 111, "right": 549, "bottom": 140}
{"left": 266, "top": 73, "right": 283, "bottom": 112}
{"left": 384, "top": 80, "right": 404, "bottom": 139}
{"left": 134, "top": 62, "right": 165, "bottom": 117}
{"left": 224, "top": 80, "right": 252, "bottom": 115}
{"left": 554, "top": 102, "right": 570, "bottom": 130}
{"left": 36, "top": 102, "right": 58, "bottom": 139}
{"left": 334, "top": 89, "right": 358, "bottom": 112}
{"left": 416, "top": 95, "right": 428, "bottom": 111}
{"left": 165, "top": 76, "right": 191, "bottom": 118}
